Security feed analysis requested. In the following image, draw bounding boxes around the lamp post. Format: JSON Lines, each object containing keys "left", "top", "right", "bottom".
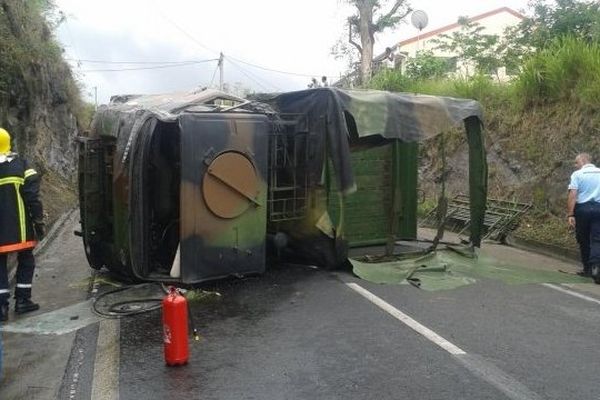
{"left": 411, "top": 10, "right": 429, "bottom": 54}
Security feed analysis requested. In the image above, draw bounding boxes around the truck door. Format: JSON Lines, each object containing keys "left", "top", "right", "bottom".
{"left": 178, "top": 113, "right": 269, "bottom": 283}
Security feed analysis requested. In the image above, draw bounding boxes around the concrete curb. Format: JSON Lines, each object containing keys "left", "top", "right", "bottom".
{"left": 505, "top": 235, "right": 580, "bottom": 265}
{"left": 34, "top": 207, "right": 79, "bottom": 256}
{"left": 8, "top": 207, "right": 79, "bottom": 281}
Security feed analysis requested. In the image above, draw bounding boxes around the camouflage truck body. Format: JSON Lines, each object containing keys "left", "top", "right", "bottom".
{"left": 78, "top": 88, "right": 486, "bottom": 284}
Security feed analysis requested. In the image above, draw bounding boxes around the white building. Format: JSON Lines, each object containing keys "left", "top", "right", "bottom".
{"left": 379, "top": 7, "right": 525, "bottom": 79}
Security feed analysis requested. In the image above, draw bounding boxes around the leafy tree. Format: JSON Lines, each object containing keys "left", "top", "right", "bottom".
{"left": 335, "top": 0, "right": 411, "bottom": 85}
{"left": 518, "top": 0, "right": 600, "bottom": 49}
{"left": 404, "top": 50, "right": 451, "bottom": 80}
{"left": 495, "top": 25, "right": 530, "bottom": 76}
{"left": 496, "top": 0, "right": 600, "bottom": 75}
{"left": 433, "top": 17, "right": 502, "bottom": 76}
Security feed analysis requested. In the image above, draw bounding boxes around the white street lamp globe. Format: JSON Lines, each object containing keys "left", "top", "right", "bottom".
{"left": 411, "top": 10, "right": 429, "bottom": 31}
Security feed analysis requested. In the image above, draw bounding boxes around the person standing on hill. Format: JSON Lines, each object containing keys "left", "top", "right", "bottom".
{"left": 567, "top": 152, "right": 600, "bottom": 283}
{"left": 0, "top": 128, "right": 44, "bottom": 321}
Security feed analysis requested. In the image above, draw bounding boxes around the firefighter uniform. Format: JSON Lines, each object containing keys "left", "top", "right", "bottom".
{"left": 0, "top": 128, "right": 44, "bottom": 320}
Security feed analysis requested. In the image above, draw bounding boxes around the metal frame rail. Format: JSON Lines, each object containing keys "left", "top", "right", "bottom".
{"left": 267, "top": 114, "right": 310, "bottom": 222}
{"left": 421, "top": 194, "right": 532, "bottom": 242}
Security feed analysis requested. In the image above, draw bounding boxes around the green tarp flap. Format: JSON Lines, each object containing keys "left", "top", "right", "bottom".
{"left": 254, "top": 88, "right": 484, "bottom": 194}
{"left": 466, "top": 116, "right": 487, "bottom": 247}
{"left": 351, "top": 246, "right": 589, "bottom": 291}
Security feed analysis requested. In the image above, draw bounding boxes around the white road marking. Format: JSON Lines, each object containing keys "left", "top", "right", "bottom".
{"left": 91, "top": 319, "right": 120, "bottom": 400}
{"left": 346, "top": 281, "right": 544, "bottom": 400}
{"left": 455, "top": 354, "right": 544, "bottom": 400}
{"left": 0, "top": 300, "right": 101, "bottom": 335}
{"left": 345, "top": 282, "right": 466, "bottom": 355}
{"left": 542, "top": 283, "right": 600, "bottom": 305}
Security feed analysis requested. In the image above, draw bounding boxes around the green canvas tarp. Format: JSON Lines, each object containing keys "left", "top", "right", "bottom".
{"left": 256, "top": 88, "right": 486, "bottom": 247}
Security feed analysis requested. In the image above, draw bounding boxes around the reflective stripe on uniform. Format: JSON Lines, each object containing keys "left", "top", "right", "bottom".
{"left": 0, "top": 241, "right": 36, "bottom": 254}
{"left": 24, "top": 169, "right": 37, "bottom": 179}
{"left": 0, "top": 289, "right": 9, "bottom": 294}
{"left": 0, "top": 175, "right": 28, "bottom": 243}
{"left": 15, "top": 183, "right": 26, "bottom": 242}
{"left": 0, "top": 176, "right": 24, "bottom": 186}
{"left": 16, "top": 283, "right": 32, "bottom": 288}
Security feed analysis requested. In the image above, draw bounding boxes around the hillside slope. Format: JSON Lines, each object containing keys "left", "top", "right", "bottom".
{"left": 0, "top": 1, "right": 85, "bottom": 224}
{"left": 420, "top": 100, "right": 598, "bottom": 251}
{"left": 485, "top": 102, "right": 599, "bottom": 250}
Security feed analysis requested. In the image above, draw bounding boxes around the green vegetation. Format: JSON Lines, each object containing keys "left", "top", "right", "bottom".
{"left": 0, "top": 0, "right": 87, "bottom": 125}
{"left": 517, "top": 211, "right": 578, "bottom": 250}
{"left": 365, "top": 0, "right": 600, "bottom": 250}
{"left": 433, "top": 16, "right": 503, "bottom": 76}
{"left": 510, "top": 0, "right": 600, "bottom": 51}
{"left": 369, "top": 71, "right": 511, "bottom": 105}
{"left": 368, "top": 0, "right": 600, "bottom": 107}
{"left": 1, "top": 0, "right": 87, "bottom": 225}
{"left": 516, "top": 36, "right": 600, "bottom": 106}
{"left": 371, "top": 36, "right": 600, "bottom": 110}
{"left": 404, "top": 51, "right": 453, "bottom": 80}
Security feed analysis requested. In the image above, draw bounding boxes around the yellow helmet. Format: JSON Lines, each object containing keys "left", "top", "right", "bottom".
{"left": 0, "top": 128, "right": 10, "bottom": 154}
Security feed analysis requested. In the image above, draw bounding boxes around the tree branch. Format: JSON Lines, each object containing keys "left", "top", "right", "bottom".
{"left": 348, "top": 23, "right": 362, "bottom": 53}
{"left": 374, "top": 0, "right": 411, "bottom": 31}
{"left": 396, "top": 7, "right": 412, "bottom": 22}
{"left": 381, "top": 0, "right": 406, "bottom": 21}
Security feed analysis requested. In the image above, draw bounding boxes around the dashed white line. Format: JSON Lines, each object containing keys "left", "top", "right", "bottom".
{"left": 542, "top": 283, "right": 600, "bottom": 305}
{"left": 346, "top": 281, "right": 544, "bottom": 400}
{"left": 345, "top": 282, "right": 466, "bottom": 355}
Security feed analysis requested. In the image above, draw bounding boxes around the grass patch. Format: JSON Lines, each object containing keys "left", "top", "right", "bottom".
{"left": 514, "top": 36, "right": 600, "bottom": 107}
{"left": 514, "top": 212, "right": 578, "bottom": 251}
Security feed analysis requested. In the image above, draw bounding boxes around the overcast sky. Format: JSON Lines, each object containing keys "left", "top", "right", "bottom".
{"left": 54, "top": 0, "right": 530, "bottom": 104}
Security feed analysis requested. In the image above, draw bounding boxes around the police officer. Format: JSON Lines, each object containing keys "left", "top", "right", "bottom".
{"left": 567, "top": 152, "right": 600, "bottom": 282}
{"left": 0, "top": 128, "right": 44, "bottom": 321}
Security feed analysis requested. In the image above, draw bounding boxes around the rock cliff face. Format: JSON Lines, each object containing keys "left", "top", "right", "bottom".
{"left": 0, "top": 0, "right": 84, "bottom": 223}
{"left": 419, "top": 102, "right": 600, "bottom": 250}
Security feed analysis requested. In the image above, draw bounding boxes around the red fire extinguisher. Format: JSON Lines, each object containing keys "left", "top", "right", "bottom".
{"left": 162, "top": 287, "right": 189, "bottom": 366}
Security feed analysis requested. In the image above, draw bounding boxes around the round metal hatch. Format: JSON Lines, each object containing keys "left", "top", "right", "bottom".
{"left": 202, "top": 151, "right": 260, "bottom": 219}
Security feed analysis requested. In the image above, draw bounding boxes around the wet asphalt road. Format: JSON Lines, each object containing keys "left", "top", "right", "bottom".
{"left": 117, "top": 264, "right": 600, "bottom": 400}
{"left": 5, "top": 214, "right": 600, "bottom": 399}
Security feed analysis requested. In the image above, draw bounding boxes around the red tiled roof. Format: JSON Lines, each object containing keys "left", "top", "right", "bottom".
{"left": 399, "top": 7, "right": 525, "bottom": 47}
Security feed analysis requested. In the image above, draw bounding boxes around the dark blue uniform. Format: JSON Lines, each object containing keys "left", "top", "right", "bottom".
{"left": 0, "top": 154, "right": 43, "bottom": 305}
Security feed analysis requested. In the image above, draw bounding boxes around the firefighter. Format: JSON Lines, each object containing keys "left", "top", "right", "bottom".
{"left": 0, "top": 128, "right": 44, "bottom": 321}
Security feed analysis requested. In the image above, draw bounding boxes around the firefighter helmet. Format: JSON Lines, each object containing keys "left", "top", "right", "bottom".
{"left": 0, "top": 128, "right": 11, "bottom": 154}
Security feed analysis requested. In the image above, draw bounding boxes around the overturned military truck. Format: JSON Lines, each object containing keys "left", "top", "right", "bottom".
{"left": 78, "top": 87, "right": 486, "bottom": 283}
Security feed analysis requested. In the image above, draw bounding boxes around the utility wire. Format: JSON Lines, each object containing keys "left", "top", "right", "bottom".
{"left": 67, "top": 58, "right": 217, "bottom": 65}
{"left": 226, "top": 57, "right": 281, "bottom": 92}
{"left": 81, "top": 59, "right": 218, "bottom": 73}
{"left": 151, "top": 0, "right": 218, "bottom": 55}
{"left": 226, "top": 56, "right": 279, "bottom": 91}
{"left": 209, "top": 63, "right": 219, "bottom": 87}
{"left": 227, "top": 54, "right": 338, "bottom": 79}
{"left": 226, "top": 60, "right": 271, "bottom": 92}
{"left": 151, "top": 1, "right": 337, "bottom": 81}
{"left": 64, "top": 19, "right": 82, "bottom": 64}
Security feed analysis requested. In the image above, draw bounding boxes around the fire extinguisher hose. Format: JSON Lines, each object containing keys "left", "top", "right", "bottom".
{"left": 92, "top": 283, "right": 165, "bottom": 318}
{"left": 92, "top": 284, "right": 200, "bottom": 340}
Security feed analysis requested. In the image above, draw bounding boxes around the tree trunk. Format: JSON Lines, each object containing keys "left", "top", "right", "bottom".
{"left": 357, "top": 1, "right": 374, "bottom": 84}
